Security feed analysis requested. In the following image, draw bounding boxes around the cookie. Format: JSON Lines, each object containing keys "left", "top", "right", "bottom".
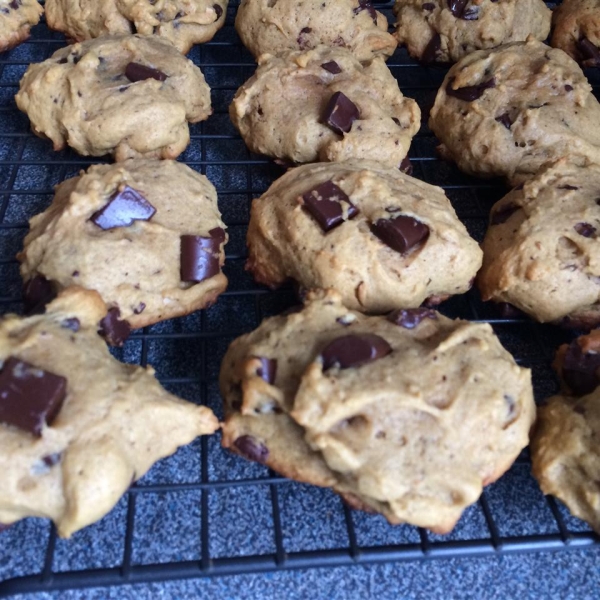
{"left": 230, "top": 46, "right": 420, "bottom": 168}
{"left": 15, "top": 34, "right": 212, "bottom": 160}
{"left": 220, "top": 289, "right": 535, "bottom": 533}
{"left": 0, "top": 288, "right": 219, "bottom": 537}
{"left": 0, "top": 0, "right": 42, "bottom": 53}
{"left": 551, "top": 0, "right": 600, "bottom": 67}
{"left": 531, "top": 387, "right": 600, "bottom": 534}
{"left": 235, "top": 0, "right": 397, "bottom": 62}
{"left": 553, "top": 329, "right": 600, "bottom": 396}
{"left": 478, "top": 160, "right": 600, "bottom": 328}
{"left": 246, "top": 161, "right": 482, "bottom": 313}
{"left": 44, "top": 0, "right": 228, "bottom": 54}
{"left": 429, "top": 39, "right": 600, "bottom": 185}
{"left": 393, "top": 0, "right": 551, "bottom": 65}
{"left": 18, "top": 160, "right": 228, "bottom": 332}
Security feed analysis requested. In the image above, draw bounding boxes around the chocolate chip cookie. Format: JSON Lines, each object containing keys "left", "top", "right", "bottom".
{"left": 246, "top": 161, "right": 482, "bottom": 313}
{"left": 45, "top": 0, "right": 228, "bottom": 54}
{"left": 230, "top": 46, "right": 420, "bottom": 168}
{"left": 0, "top": 288, "right": 219, "bottom": 537}
{"left": 0, "top": 0, "right": 42, "bottom": 53}
{"left": 15, "top": 35, "right": 212, "bottom": 160}
{"left": 393, "top": 0, "right": 551, "bottom": 65}
{"left": 553, "top": 329, "right": 600, "bottom": 396}
{"left": 235, "top": 0, "right": 397, "bottom": 62}
{"left": 478, "top": 160, "right": 600, "bottom": 328}
{"left": 18, "top": 159, "right": 227, "bottom": 332}
{"left": 429, "top": 39, "right": 600, "bottom": 185}
{"left": 220, "top": 289, "right": 535, "bottom": 533}
{"left": 552, "top": 0, "right": 600, "bottom": 68}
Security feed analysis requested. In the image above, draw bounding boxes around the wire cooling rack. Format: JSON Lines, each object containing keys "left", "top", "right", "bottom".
{"left": 0, "top": 1, "right": 599, "bottom": 596}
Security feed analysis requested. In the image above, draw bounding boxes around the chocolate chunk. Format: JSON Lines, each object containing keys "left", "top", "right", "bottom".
{"left": 565, "top": 84, "right": 573, "bottom": 92}
{"left": 297, "top": 26, "right": 312, "bottom": 49}
{"left": 495, "top": 113, "right": 513, "bottom": 130}
{"left": 213, "top": 4, "right": 223, "bottom": 19}
{"left": 421, "top": 33, "right": 441, "bottom": 65}
{"left": 322, "top": 91, "right": 360, "bottom": 135}
{"left": 575, "top": 222, "right": 596, "bottom": 238}
{"left": 98, "top": 307, "right": 131, "bottom": 347}
{"left": 234, "top": 435, "right": 269, "bottom": 463}
{"left": 321, "top": 334, "right": 392, "bottom": 370}
{"left": 60, "top": 318, "right": 80, "bottom": 332}
{"left": 321, "top": 61, "right": 342, "bottom": 74}
{"left": 253, "top": 357, "right": 277, "bottom": 384}
{"left": 388, "top": 308, "right": 437, "bottom": 329}
{"left": 23, "top": 275, "right": 57, "bottom": 316}
{"left": 448, "top": 0, "right": 468, "bottom": 17}
{"left": 371, "top": 215, "right": 429, "bottom": 254}
{"left": 0, "top": 357, "right": 67, "bottom": 436}
{"left": 90, "top": 186, "right": 156, "bottom": 230}
{"left": 491, "top": 203, "right": 520, "bottom": 225}
{"left": 422, "top": 2, "right": 436, "bottom": 9}
{"left": 400, "top": 157, "right": 413, "bottom": 175}
{"left": 9, "top": 0, "right": 21, "bottom": 9}
{"left": 133, "top": 302, "right": 146, "bottom": 315}
{"left": 559, "top": 185, "right": 579, "bottom": 190}
{"left": 446, "top": 77, "right": 496, "bottom": 102}
{"left": 354, "top": 0, "right": 377, "bottom": 23}
{"left": 42, "top": 452, "right": 62, "bottom": 467}
{"left": 562, "top": 340, "right": 600, "bottom": 395}
{"left": 125, "top": 62, "right": 167, "bottom": 83}
{"left": 577, "top": 37, "right": 600, "bottom": 67}
{"left": 302, "top": 181, "right": 358, "bottom": 232}
{"left": 180, "top": 228, "right": 225, "bottom": 282}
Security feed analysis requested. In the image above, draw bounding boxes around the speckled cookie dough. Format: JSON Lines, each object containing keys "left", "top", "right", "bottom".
{"left": 220, "top": 289, "right": 535, "bottom": 533}
{"left": 429, "top": 39, "right": 600, "bottom": 185}
{"left": 15, "top": 34, "right": 212, "bottom": 160}
{"left": 0, "top": 0, "right": 42, "bottom": 53}
{"left": 0, "top": 288, "right": 219, "bottom": 538}
{"left": 246, "top": 161, "right": 482, "bottom": 313}
{"left": 552, "top": 0, "right": 600, "bottom": 67}
{"left": 235, "top": 0, "right": 397, "bottom": 62}
{"left": 18, "top": 159, "right": 228, "bottom": 330}
{"left": 478, "top": 160, "right": 600, "bottom": 328}
{"left": 230, "top": 46, "right": 420, "bottom": 168}
{"left": 393, "top": 0, "right": 550, "bottom": 64}
{"left": 45, "top": 0, "right": 228, "bottom": 54}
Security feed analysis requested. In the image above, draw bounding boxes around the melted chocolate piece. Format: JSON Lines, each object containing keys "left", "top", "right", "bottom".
{"left": 422, "top": 2, "right": 436, "bottom": 9}
{"left": 90, "top": 186, "right": 156, "bottom": 230}
{"left": 448, "top": 0, "right": 468, "bottom": 17}
{"left": 297, "top": 26, "right": 312, "bottom": 49}
{"left": 60, "top": 318, "right": 80, "bottom": 332}
{"left": 180, "top": 228, "right": 225, "bottom": 282}
{"left": 491, "top": 203, "right": 520, "bottom": 225}
{"left": 23, "top": 275, "right": 57, "bottom": 316}
{"left": 354, "top": 0, "right": 377, "bottom": 23}
{"left": 42, "top": 452, "right": 62, "bottom": 467}
{"left": 321, "top": 334, "right": 391, "bottom": 370}
{"left": 0, "top": 357, "right": 66, "bottom": 436}
{"left": 9, "top": 0, "right": 21, "bottom": 9}
{"left": 125, "top": 62, "right": 167, "bottom": 83}
{"left": 577, "top": 37, "right": 600, "bottom": 67}
{"left": 388, "top": 308, "right": 437, "bottom": 329}
{"left": 371, "top": 215, "right": 429, "bottom": 254}
{"left": 562, "top": 340, "right": 600, "bottom": 395}
{"left": 302, "top": 181, "right": 358, "bottom": 232}
{"left": 321, "top": 61, "right": 342, "bottom": 74}
{"left": 133, "top": 302, "right": 146, "bottom": 315}
{"left": 446, "top": 77, "right": 496, "bottom": 102}
{"left": 421, "top": 33, "right": 441, "bottom": 65}
{"left": 253, "top": 357, "right": 277, "bottom": 384}
{"left": 322, "top": 91, "right": 360, "bottom": 135}
{"left": 495, "top": 113, "right": 513, "bottom": 130}
{"left": 575, "top": 222, "right": 596, "bottom": 238}
{"left": 400, "top": 156, "right": 413, "bottom": 175}
{"left": 98, "top": 307, "right": 131, "bottom": 347}
{"left": 213, "top": 3, "right": 223, "bottom": 19}
{"left": 234, "top": 435, "right": 269, "bottom": 463}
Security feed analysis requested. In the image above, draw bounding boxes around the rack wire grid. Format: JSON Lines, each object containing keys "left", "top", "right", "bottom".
{"left": 0, "top": 0, "right": 599, "bottom": 596}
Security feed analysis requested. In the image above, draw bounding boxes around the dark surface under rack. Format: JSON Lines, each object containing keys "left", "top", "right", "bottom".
{"left": 0, "top": 1, "right": 599, "bottom": 597}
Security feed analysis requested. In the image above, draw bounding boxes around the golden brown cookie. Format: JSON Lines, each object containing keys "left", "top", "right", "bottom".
{"left": 551, "top": 0, "right": 600, "bottom": 67}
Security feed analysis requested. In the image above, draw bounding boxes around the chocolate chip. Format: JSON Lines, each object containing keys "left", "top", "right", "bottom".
{"left": 574, "top": 222, "right": 596, "bottom": 238}
{"left": 321, "top": 61, "right": 342, "bottom": 74}
{"left": 421, "top": 33, "right": 441, "bottom": 65}
{"left": 133, "top": 302, "right": 146, "bottom": 315}
{"left": 61, "top": 318, "right": 80, "bottom": 332}
{"left": 462, "top": 6, "right": 479, "bottom": 20}
{"left": 9, "top": 0, "right": 21, "bottom": 9}
{"left": 180, "top": 228, "right": 225, "bottom": 282}
{"left": 234, "top": 435, "right": 269, "bottom": 463}
{"left": 90, "top": 186, "right": 156, "bottom": 230}
{"left": 301, "top": 180, "right": 358, "bottom": 232}
{"left": 446, "top": 77, "right": 496, "bottom": 102}
{"left": 354, "top": 0, "right": 377, "bottom": 23}
{"left": 371, "top": 215, "right": 429, "bottom": 254}
{"left": 98, "top": 307, "right": 131, "bottom": 347}
{"left": 322, "top": 91, "right": 360, "bottom": 135}
{"left": 559, "top": 184, "right": 579, "bottom": 190}
{"left": 0, "top": 357, "right": 67, "bottom": 437}
{"left": 125, "top": 62, "right": 167, "bottom": 83}
{"left": 399, "top": 157, "right": 413, "bottom": 175}
{"left": 297, "top": 26, "right": 312, "bottom": 49}
{"left": 254, "top": 357, "right": 277, "bottom": 384}
{"left": 422, "top": 2, "right": 436, "bottom": 9}
{"left": 42, "top": 452, "right": 62, "bottom": 467}
{"left": 562, "top": 339, "right": 600, "bottom": 395}
{"left": 577, "top": 37, "right": 600, "bottom": 67}
{"left": 490, "top": 203, "right": 520, "bottom": 225}
{"left": 448, "top": 0, "right": 468, "bottom": 17}
{"left": 495, "top": 113, "right": 513, "bottom": 129}
{"left": 565, "top": 84, "right": 573, "bottom": 92}
{"left": 23, "top": 275, "right": 57, "bottom": 316}
{"left": 321, "top": 334, "right": 392, "bottom": 370}
{"left": 213, "top": 4, "right": 223, "bottom": 19}
{"left": 388, "top": 308, "right": 437, "bottom": 329}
